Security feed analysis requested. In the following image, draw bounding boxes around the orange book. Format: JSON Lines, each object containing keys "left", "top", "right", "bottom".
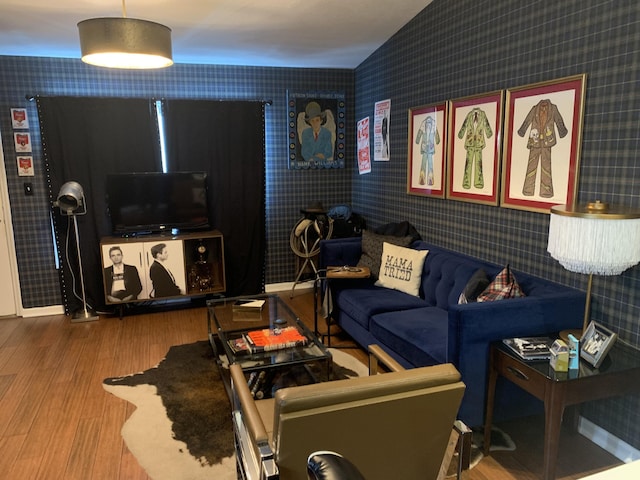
{"left": 246, "top": 326, "right": 308, "bottom": 352}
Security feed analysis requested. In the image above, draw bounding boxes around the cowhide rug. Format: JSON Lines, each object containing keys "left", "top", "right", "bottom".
{"left": 103, "top": 340, "right": 368, "bottom": 480}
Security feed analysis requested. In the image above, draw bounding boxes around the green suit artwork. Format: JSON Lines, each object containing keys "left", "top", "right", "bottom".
{"left": 457, "top": 108, "right": 493, "bottom": 189}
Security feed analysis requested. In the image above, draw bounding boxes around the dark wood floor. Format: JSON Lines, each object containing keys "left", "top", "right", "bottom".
{"left": 0, "top": 289, "right": 623, "bottom": 479}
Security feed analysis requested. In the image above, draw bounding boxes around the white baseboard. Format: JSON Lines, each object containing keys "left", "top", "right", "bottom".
{"left": 21, "top": 305, "right": 65, "bottom": 318}
{"left": 579, "top": 416, "right": 640, "bottom": 462}
{"left": 265, "top": 280, "right": 314, "bottom": 294}
{"left": 19, "top": 282, "right": 314, "bottom": 318}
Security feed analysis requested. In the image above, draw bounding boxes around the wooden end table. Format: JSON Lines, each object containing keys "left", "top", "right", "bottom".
{"left": 314, "top": 266, "right": 370, "bottom": 347}
{"left": 483, "top": 339, "right": 640, "bottom": 480}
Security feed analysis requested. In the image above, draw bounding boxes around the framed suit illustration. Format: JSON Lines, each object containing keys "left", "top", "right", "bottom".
{"left": 447, "top": 91, "right": 504, "bottom": 205}
{"left": 407, "top": 101, "right": 448, "bottom": 198}
{"left": 501, "top": 74, "right": 586, "bottom": 213}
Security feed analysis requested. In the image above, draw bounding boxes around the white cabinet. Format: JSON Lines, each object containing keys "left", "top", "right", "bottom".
{"left": 100, "top": 230, "right": 225, "bottom": 305}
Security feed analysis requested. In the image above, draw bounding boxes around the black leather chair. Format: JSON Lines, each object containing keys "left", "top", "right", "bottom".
{"left": 307, "top": 451, "right": 366, "bottom": 480}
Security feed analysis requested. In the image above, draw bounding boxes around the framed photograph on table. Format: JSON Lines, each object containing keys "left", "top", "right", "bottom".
{"left": 446, "top": 90, "right": 504, "bottom": 205}
{"left": 501, "top": 74, "right": 586, "bottom": 213}
{"left": 407, "top": 101, "right": 447, "bottom": 198}
{"left": 580, "top": 321, "right": 617, "bottom": 369}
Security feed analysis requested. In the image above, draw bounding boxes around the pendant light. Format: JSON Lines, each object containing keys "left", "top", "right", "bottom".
{"left": 78, "top": 0, "right": 173, "bottom": 69}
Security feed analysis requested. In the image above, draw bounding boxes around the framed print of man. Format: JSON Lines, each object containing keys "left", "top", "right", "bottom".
{"left": 287, "top": 91, "right": 346, "bottom": 169}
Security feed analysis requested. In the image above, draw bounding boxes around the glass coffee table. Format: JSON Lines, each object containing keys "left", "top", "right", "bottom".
{"left": 207, "top": 294, "right": 332, "bottom": 398}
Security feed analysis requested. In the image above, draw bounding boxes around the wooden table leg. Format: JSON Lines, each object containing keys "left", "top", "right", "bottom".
{"left": 483, "top": 349, "right": 498, "bottom": 456}
{"left": 543, "top": 383, "right": 566, "bottom": 480}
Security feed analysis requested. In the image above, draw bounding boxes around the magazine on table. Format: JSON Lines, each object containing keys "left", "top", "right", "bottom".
{"left": 502, "top": 336, "right": 555, "bottom": 360}
{"left": 232, "top": 299, "right": 266, "bottom": 312}
{"left": 227, "top": 336, "right": 252, "bottom": 355}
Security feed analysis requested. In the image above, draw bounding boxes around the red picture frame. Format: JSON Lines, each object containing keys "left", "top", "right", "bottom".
{"left": 407, "top": 101, "right": 448, "bottom": 197}
{"left": 446, "top": 91, "right": 504, "bottom": 206}
{"left": 501, "top": 74, "right": 586, "bottom": 213}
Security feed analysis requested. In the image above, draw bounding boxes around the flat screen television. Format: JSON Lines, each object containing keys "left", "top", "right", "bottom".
{"left": 106, "top": 172, "right": 210, "bottom": 235}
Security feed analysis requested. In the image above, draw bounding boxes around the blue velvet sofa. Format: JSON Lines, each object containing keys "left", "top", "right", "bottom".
{"left": 319, "top": 236, "right": 585, "bottom": 427}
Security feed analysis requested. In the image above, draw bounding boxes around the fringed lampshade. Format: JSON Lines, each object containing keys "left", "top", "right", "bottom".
{"left": 547, "top": 201, "right": 640, "bottom": 335}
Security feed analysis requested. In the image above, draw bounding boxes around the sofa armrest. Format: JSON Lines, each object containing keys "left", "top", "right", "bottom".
{"left": 447, "top": 290, "right": 585, "bottom": 360}
{"left": 446, "top": 290, "right": 585, "bottom": 426}
{"left": 319, "top": 237, "right": 362, "bottom": 270}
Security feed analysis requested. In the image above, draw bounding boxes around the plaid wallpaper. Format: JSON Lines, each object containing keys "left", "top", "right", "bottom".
{"left": 353, "top": 0, "right": 640, "bottom": 449}
{"left": 1, "top": 0, "right": 639, "bottom": 451}
{"left": 0, "top": 58, "right": 355, "bottom": 309}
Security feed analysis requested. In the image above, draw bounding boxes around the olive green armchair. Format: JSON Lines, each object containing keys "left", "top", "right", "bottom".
{"left": 230, "top": 344, "right": 470, "bottom": 480}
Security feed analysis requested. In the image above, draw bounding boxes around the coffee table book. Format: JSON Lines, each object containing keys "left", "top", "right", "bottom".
{"left": 503, "top": 336, "right": 555, "bottom": 361}
{"left": 245, "top": 326, "right": 308, "bottom": 353}
{"left": 233, "top": 299, "right": 266, "bottom": 311}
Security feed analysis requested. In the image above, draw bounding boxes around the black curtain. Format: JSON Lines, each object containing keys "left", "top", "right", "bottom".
{"left": 38, "top": 96, "right": 161, "bottom": 313}
{"left": 163, "top": 100, "right": 266, "bottom": 296}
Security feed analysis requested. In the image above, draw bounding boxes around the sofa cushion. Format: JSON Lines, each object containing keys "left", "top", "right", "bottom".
{"left": 477, "top": 265, "right": 525, "bottom": 302}
{"left": 374, "top": 243, "right": 428, "bottom": 296}
{"left": 357, "top": 230, "right": 413, "bottom": 279}
{"left": 370, "top": 307, "right": 449, "bottom": 366}
{"left": 335, "top": 286, "right": 427, "bottom": 330}
{"left": 458, "top": 268, "right": 491, "bottom": 304}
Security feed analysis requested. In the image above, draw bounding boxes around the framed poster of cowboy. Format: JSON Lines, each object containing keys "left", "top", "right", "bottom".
{"left": 501, "top": 74, "right": 586, "bottom": 213}
{"left": 446, "top": 90, "right": 504, "bottom": 206}
{"left": 407, "top": 101, "right": 448, "bottom": 198}
{"left": 287, "top": 91, "right": 346, "bottom": 170}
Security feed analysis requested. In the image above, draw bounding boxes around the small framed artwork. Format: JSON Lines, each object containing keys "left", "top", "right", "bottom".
{"left": 407, "top": 101, "right": 447, "bottom": 198}
{"left": 11, "top": 108, "right": 29, "bottom": 129}
{"left": 446, "top": 90, "right": 504, "bottom": 205}
{"left": 287, "top": 91, "right": 346, "bottom": 170}
{"left": 501, "top": 74, "right": 586, "bottom": 213}
{"left": 580, "top": 321, "right": 617, "bottom": 369}
{"left": 17, "top": 155, "right": 34, "bottom": 176}
{"left": 14, "top": 132, "right": 32, "bottom": 153}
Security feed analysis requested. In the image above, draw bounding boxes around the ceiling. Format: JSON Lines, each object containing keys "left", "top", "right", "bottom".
{"left": 0, "top": 0, "right": 433, "bottom": 69}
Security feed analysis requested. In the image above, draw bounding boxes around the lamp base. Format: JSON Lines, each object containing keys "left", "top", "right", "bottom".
{"left": 71, "top": 308, "right": 99, "bottom": 323}
{"left": 559, "top": 328, "right": 583, "bottom": 342}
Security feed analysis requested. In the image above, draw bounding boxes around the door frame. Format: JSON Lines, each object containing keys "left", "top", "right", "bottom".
{"left": 0, "top": 130, "right": 22, "bottom": 316}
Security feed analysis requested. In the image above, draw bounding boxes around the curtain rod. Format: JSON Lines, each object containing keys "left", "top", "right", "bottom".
{"left": 26, "top": 94, "right": 272, "bottom": 105}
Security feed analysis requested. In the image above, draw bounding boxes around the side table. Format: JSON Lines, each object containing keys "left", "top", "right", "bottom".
{"left": 314, "top": 265, "right": 370, "bottom": 347}
{"left": 483, "top": 340, "right": 640, "bottom": 480}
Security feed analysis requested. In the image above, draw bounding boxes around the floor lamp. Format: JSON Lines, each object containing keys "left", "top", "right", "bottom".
{"left": 55, "top": 181, "right": 99, "bottom": 323}
{"left": 547, "top": 201, "right": 640, "bottom": 339}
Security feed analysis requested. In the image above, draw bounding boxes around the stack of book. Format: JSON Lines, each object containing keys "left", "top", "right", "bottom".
{"left": 502, "top": 336, "right": 554, "bottom": 360}
{"left": 227, "top": 326, "right": 308, "bottom": 355}
{"left": 245, "top": 326, "right": 308, "bottom": 352}
{"left": 232, "top": 299, "right": 266, "bottom": 321}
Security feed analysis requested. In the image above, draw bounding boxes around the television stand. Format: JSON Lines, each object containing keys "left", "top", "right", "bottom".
{"left": 100, "top": 230, "right": 226, "bottom": 313}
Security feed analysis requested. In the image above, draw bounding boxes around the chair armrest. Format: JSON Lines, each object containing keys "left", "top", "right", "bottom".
{"left": 230, "top": 364, "right": 269, "bottom": 444}
{"left": 368, "top": 344, "right": 405, "bottom": 374}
